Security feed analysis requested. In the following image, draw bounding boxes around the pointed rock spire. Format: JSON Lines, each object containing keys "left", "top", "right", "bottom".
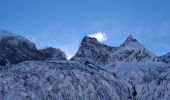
{"left": 71, "top": 36, "right": 116, "bottom": 69}
{"left": 120, "top": 34, "right": 138, "bottom": 47}
{"left": 127, "top": 34, "right": 135, "bottom": 41}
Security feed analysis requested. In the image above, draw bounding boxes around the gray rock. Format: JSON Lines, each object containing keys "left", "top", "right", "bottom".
{"left": 0, "top": 30, "right": 67, "bottom": 66}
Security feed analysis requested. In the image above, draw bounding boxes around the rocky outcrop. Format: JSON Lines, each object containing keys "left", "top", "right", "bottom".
{"left": 0, "top": 30, "right": 38, "bottom": 66}
{"left": 159, "top": 52, "right": 170, "bottom": 64}
{"left": 71, "top": 36, "right": 116, "bottom": 70}
{"left": 39, "top": 47, "right": 67, "bottom": 60}
{"left": 0, "top": 30, "right": 66, "bottom": 66}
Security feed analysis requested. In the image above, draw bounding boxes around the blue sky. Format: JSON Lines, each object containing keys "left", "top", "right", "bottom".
{"left": 0, "top": 0, "right": 170, "bottom": 57}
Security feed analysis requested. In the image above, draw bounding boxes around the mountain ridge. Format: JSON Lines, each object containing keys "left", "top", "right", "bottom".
{"left": 0, "top": 29, "right": 170, "bottom": 100}
{"left": 0, "top": 29, "right": 67, "bottom": 66}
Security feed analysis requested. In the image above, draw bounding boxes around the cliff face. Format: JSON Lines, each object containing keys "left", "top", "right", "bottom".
{"left": 0, "top": 30, "right": 66, "bottom": 66}
{"left": 71, "top": 36, "right": 117, "bottom": 70}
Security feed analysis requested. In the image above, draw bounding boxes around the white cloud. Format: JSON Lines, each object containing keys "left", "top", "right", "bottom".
{"left": 66, "top": 53, "right": 73, "bottom": 60}
{"left": 89, "top": 32, "right": 108, "bottom": 42}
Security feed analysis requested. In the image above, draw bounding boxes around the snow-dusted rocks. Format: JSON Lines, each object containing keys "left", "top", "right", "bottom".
{"left": 39, "top": 47, "right": 67, "bottom": 60}
{"left": 159, "top": 52, "right": 170, "bottom": 64}
{"left": 0, "top": 29, "right": 66, "bottom": 66}
{"left": 112, "top": 34, "right": 159, "bottom": 63}
{"left": 123, "top": 66, "right": 170, "bottom": 100}
{"left": 0, "top": 61, "right": 132, "bottom": 100}
{"left": 72, "top": 35, "right": 162, "bottom": 73}
{"left": 71, "top": 36, "right": 116, "bottom": 70}
{"left": 0, "top": 30, "right": 38, "bottom": 66}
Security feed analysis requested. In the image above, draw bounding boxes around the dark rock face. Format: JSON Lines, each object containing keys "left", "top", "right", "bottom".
{"left": 0, "top": 56, "right": 8, "bottom": 66}
{"left": 0, "top": 30, "right": 67, "bottom": 66}
{"left": 159, "top": 52, "right": 170, "bottom": 64}
{"left": 0, "top": 35, "right": 39, "bottom": 66}
{"left": 39, "top": 47, "right": 67, "bottom": 60}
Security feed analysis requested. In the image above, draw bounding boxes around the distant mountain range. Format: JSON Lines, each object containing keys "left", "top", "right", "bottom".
{"left": 0, "top": 29, "right": 170, "bottom": 100}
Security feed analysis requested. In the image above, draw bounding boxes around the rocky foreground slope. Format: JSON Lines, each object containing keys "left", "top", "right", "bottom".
{"left": 0, "top": 61, "right": 133, "bottom": 100}
{"left": 0, "top": 29, "right": 170, "bottom": 100}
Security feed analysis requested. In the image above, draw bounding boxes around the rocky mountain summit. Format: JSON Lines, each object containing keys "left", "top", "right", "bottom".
{"left": 0, "top": 29, "right": 170, "bottom": 100}
{"left": 72, "top": 34, "right": 163, "bottom": 73}
{"left": 71, "top": 36, "right": 117, "bottom": 70}
{"left": 0, "top": 29, "right": 66, "bottom": 66}
{"left": 112, "top": 34, "right": 159, "bottom": 62}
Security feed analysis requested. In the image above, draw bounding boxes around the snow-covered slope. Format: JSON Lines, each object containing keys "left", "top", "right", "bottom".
{"left": 0, "top": 61, "right": 132, "bottom": 100}
{"left": 111, "top": 35, "right": 166, "bottom": 75}
{"left": 123, "top": 66, "right": 170, "bottom": 100}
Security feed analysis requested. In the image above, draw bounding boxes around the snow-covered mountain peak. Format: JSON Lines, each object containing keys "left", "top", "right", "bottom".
{"left": 71, "top": 36, "right": 116, "bottom": 70}
{"left": 112, "top": 35, "right": 159, "bottom": 63}
{"left": 125, "top": 34, "right": 135, "bottom": 42}
{"left": 120, "top": 34, "right": 143, "bottom": 49}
